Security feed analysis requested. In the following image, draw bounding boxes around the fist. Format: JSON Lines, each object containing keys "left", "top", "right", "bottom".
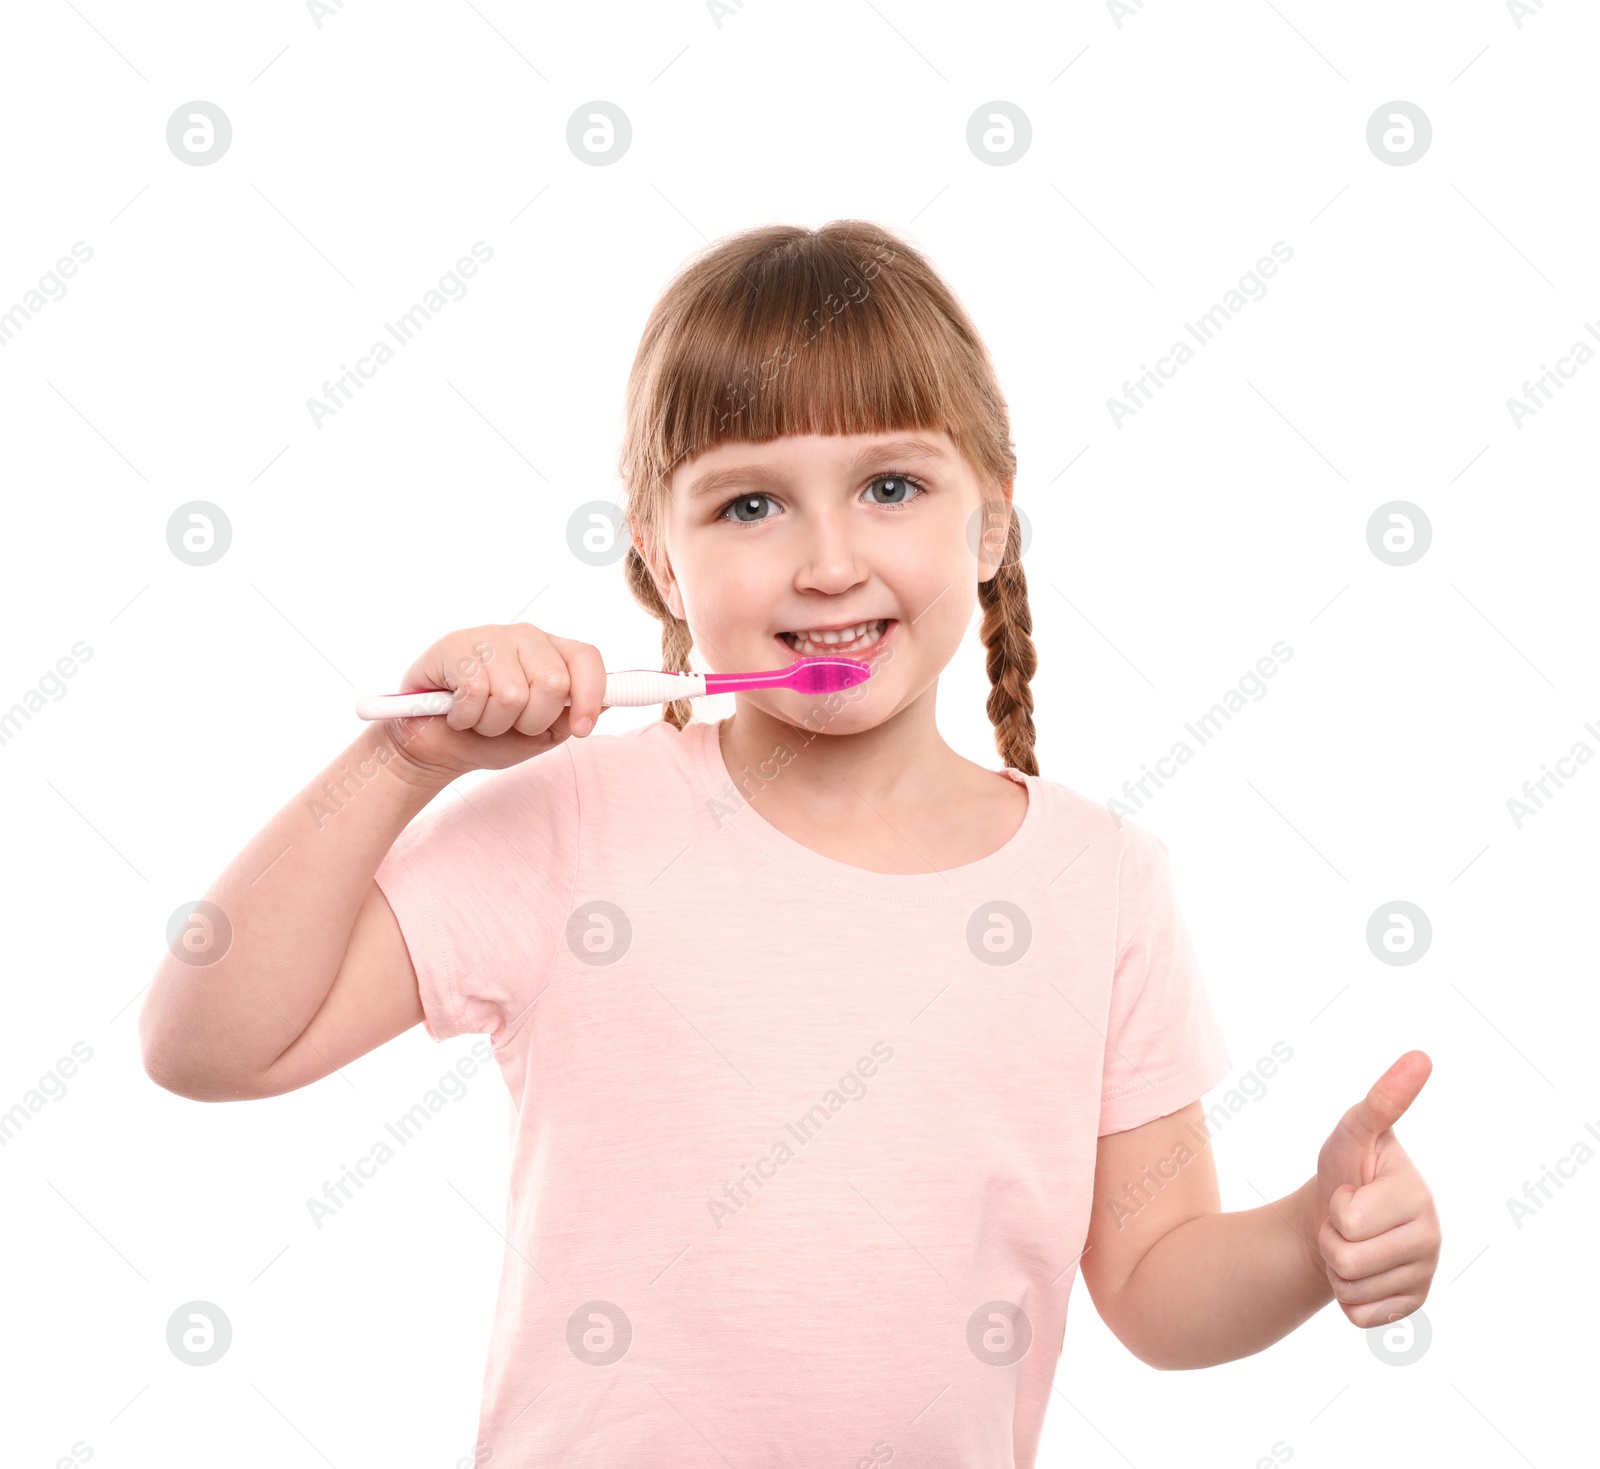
{"left": 1298, "top": 1051, "right": 1442, "bottom": 1328}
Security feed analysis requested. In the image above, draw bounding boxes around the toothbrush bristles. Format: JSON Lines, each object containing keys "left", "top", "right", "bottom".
{"left": 789, "top": 657, "right": 872, "bottom": 694}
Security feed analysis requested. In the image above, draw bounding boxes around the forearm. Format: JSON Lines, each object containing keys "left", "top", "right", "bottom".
{"left": 139, "top": 725, "right": 447, "bottom": 1091}
{"left": 1108, "top": 1177, "right": 1333, "bottom": 1369}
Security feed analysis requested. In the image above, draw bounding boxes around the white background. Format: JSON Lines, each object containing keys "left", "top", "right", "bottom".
{"left": 2, "top": 0, "right": 1594, "bottom": 1464}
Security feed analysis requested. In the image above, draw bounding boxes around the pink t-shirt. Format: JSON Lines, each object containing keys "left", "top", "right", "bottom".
{"left": 373, "top": 717, "right": 1231, "bottom": 1467}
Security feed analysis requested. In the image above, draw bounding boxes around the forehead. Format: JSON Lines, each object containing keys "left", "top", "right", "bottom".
{"left": 677, "top": 432, "right": 959, "bottom": 501}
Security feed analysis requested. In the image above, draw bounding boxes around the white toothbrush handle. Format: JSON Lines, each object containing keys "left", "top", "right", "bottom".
{"left": 355, "top": 690, "right": 455, "bottom": 720}
{"left": 355, "top": 670, "right": 709, "bottom": 721}
{"left": 593, "top": 670, "right": 709, "bottom": 707}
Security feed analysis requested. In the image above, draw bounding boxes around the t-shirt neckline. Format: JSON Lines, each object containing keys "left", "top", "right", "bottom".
{"left": 694, "top": 717, "right": 1045, "bottom": 897}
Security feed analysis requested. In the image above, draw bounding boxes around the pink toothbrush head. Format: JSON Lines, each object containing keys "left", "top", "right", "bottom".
{"left": 707, "top": 656, "right": 873, "bottom": 698}
{"left": 788, "top": 656, "right": 873, "bottom": 694}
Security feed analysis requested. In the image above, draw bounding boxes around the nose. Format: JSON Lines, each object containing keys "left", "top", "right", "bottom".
{"left": 793, "top": 506, "right": 868, "bottom": 596}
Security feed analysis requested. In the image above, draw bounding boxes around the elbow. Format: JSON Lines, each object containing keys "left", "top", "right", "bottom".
{"left": 1124, "top": 1337, "right": 1185, "bottom": 1372}
{"left": 1109, "top": 1322, "right": 1219, "bottom": 1372}
{"left": 138, "top": 972, "right": 188, "bottom": 1094}
{"left": 137, "top": 966, "right": 274, "bottom": 1102}
{"left": 138, "top": 979, "right": 220, "bottom": 1101}
{"left": 1127, "top": 1332, "right": 1252, "bottom": 1372}
{"left": 139, "top": 1021, "right": 247, "bottom": 1103}
{"left": 138, "top": 1007, "right": 196, "bottom": 1098}
{"left": 1142, "top": 1351, "right": 1209, "bottom": 1372}
{"left": 1131, "top": 1346, "right": 1215, "bottom": 1372}
{"left": 139, "top": 1040, "right": 211, "bottom": 1101}
{"left": 141, "top": 1058, "right": 257, "bottom": 1103}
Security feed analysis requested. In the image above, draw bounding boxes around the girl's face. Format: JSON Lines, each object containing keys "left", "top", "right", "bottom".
{"left": 647, "top": 429, "right": 1010, "bottom": 731}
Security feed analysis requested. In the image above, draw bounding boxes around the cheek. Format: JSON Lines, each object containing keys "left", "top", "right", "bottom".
{"left": 924, "top": 587, "right": 980, "bottom": 652}
{"left": 894, "top": 542, "right": 978, "bottom": 637}
{"left": 678, "top": 547, "right": 774, "bottom": 627}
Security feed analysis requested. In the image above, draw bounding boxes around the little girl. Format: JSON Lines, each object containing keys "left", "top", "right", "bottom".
{"left": 141, "top": 220, "right": 1439, "bottom": 1467}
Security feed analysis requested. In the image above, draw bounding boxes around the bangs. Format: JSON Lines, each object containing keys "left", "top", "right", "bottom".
{"left": 621, "top": 223, "right": 1013, "bottom": 501}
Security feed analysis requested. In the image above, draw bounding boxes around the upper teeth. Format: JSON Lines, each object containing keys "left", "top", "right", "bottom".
{"left": 788, "top": 620, "right": 884, "bottom": 646}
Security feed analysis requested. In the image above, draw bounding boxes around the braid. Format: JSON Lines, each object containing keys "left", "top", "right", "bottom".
{"left": 976, "top": 506, "right": 1039, "bottom": 777}
{"left": 623, "top": 544, "right": 697, "bottom": 729}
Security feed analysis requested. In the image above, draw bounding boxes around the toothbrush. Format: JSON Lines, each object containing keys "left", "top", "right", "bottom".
{"left": 354, "top": 656, "right": 873, "bottom": 720}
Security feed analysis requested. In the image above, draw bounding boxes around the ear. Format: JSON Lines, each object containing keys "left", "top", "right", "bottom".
{"left": 630, "top": 511, "right": 686, "bottom": 621}
{"left": 976, "top": 478, "right": 1016, "bottom": 586}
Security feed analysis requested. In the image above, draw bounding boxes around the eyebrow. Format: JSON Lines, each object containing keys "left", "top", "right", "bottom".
{"left": 685, "top": 436, "right": 952, "bottom": 502}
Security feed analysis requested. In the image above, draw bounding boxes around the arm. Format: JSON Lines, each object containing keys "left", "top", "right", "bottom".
{"left": 1082, "top": 1055, "right": 1441, "bottom": 1369}
{"left": 140, "top": 621, "right": 612, "bottom": 1101}
{"left": 138, "top": 726, "right": 450, "bottom": 1100}
{"left": 1080, "top": 1100, "right": 1332, "bottom": 1370}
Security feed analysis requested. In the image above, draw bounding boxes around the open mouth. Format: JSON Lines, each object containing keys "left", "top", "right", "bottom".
{"left": 777, "top": 618, "right": 893, "bottom": 659}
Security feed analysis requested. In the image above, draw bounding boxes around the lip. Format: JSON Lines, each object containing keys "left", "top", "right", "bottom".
{"left": 777, "top": 616, "right": 892, "bottom": 636}
{"left": 773, "top": 617, "right": 897, "bottom": 665}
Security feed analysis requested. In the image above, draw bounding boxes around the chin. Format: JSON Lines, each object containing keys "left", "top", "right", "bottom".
{"left": 779, "top": 689, "right": 888, "bottom": 737}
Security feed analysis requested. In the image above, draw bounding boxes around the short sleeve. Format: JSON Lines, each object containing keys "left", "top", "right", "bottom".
{"left": 373, "top": 744, "right": 581, "bottom": 1047}
{"left": 1097, "top": 830, "right": 1232, "bottom": 1136}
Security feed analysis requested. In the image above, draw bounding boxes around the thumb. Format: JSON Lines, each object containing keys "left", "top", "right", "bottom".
{"left": 1346, "top": 1050, "right": 1432, "bottom": 1143}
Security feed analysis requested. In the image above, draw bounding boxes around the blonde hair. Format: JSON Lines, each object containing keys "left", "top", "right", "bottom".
{"left": 617, "top": 220, "right": 1038, "bottom": 776}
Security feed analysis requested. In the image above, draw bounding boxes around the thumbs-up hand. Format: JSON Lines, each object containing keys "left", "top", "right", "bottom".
{"left": 1296, "top": 1051, "right": 1441, "bottom": 1328}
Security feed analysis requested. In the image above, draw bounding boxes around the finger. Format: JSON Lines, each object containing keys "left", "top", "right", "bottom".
{"left": 1328, "top": 1167, "right": 1428, "bottom": 1240}
{"left": 1343, "top": 1294, "right": 1426, "bottom": 1331}
{"left": 1317, "top": 1211, "right": 1439, "bottom": 1284}
{"left": 509, "top": 635, "right": 577, "bottom": 739}
{"left": 1324, "top": 1256, "right": 1432, "bottom": 1311}
{"left": 1345, "top": 1050, "right": 1432, "bottom": 1143}
{"left": 471, "top": 646, "right": 536, "bottom": 738}
{"left": 1324, "top": 1183, "right": 1361, "bottom": 1238}
{"left": 442, "top": 649, "right": 495, "bottom": 734}
{"left": 546, "top": 634, "right": 607, "bottom": 736}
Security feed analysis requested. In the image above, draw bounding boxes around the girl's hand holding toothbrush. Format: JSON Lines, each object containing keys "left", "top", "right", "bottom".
{"left": 361, "top": 631, "right": 872, "bottom": 793}
{"left": 379, "top": 623, "right": 610, "bottom": 789}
